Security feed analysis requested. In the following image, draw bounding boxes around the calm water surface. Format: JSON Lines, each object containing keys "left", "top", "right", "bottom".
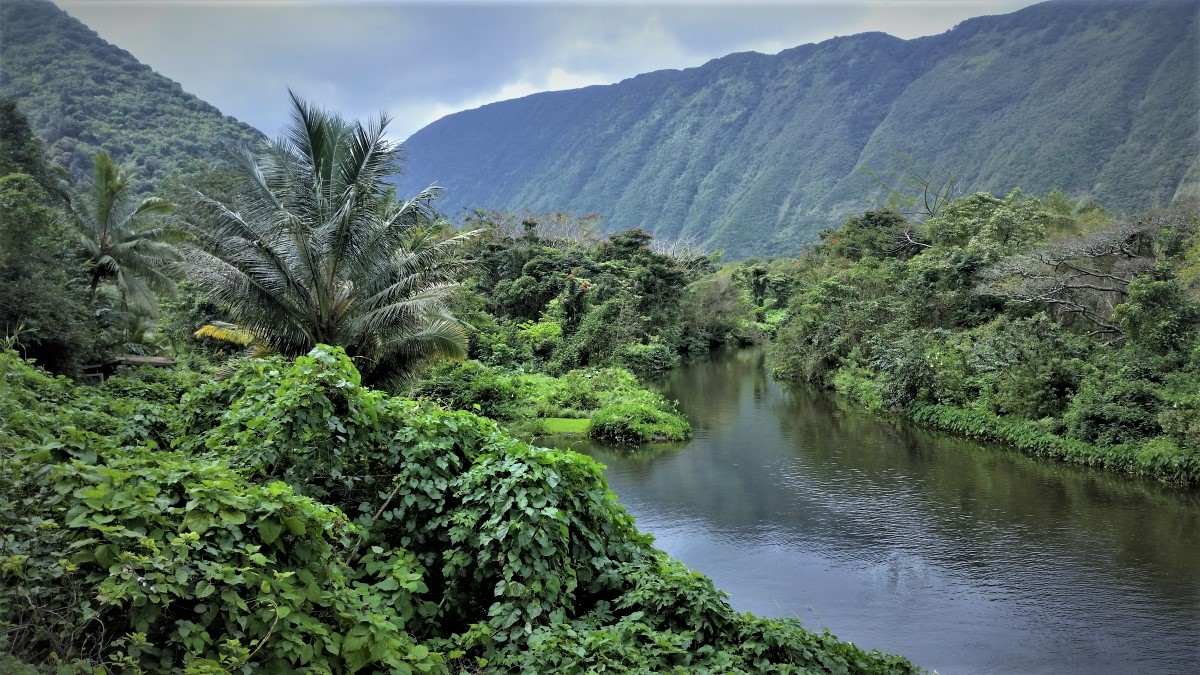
{"left": 544, "top": 348, "right": 1200, "bottom": 674}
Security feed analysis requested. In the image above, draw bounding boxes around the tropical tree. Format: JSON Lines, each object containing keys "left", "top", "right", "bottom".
{"left": 70, "top": 151, "right": 178, "bottom": 314}
{"left": 180, "top": 93, "right": 476, "bottom": 386}
{"left": 0, "top": 97, "right": 68, "bottom": 204}
{"left": 0, "top": 173, "right": 94, "bottom": 372}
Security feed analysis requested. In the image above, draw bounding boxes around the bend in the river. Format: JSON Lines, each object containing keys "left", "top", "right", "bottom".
{"left": 542, "top": 348, "right": 1200, "bottom": 674}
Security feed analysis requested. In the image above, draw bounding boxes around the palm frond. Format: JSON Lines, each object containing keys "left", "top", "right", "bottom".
{"left": 180, "top": 94, "right": 475, "bottom": 382}
{"left": 367, "top": 315, "right": 469, "bottom": 388}
{"left": 195, "top": 321, "right": 258, "bottom": 346}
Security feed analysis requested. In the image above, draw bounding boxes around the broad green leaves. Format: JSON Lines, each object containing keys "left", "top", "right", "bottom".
{"left": 1, "top": 346, "right": 919, "bottom": 672}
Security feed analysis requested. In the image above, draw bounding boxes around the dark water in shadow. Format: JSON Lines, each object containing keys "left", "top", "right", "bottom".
{"left": 543, "top": 348, "right": 1200, "bottom": 674}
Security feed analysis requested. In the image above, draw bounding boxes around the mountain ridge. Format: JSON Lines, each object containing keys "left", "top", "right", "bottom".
{"left": 0, "top": 0, "right": 264, "bottom": 191}
{"left": 399, "top": 0, "right": 1199, "bottom": 258}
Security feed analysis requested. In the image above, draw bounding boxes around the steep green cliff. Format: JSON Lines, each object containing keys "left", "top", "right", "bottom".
{"left": 0, "top": 0, "right": 263, "bottom": 191}
{"left": 399, "top": 0, "right": 1198, "bottom": 258}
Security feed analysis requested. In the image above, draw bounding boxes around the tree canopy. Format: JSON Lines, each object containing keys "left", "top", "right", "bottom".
{"left": 181, "top": 93, "right": 475, "bottom": 386}
{"left": 70, "top": 152, "right": 178, "bottom": 314}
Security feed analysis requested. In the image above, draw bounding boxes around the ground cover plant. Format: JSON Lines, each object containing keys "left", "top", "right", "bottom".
{"left": 0, "top": 346, "right": 920, "bottom": 674}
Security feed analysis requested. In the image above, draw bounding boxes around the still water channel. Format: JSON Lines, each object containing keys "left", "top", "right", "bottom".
{"left": 543, "top": 348, "right": 1200, "bottom": 674}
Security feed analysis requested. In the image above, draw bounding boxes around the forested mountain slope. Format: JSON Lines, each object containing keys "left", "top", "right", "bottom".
{"left": 0, "top": 0, "right": 263, "bottom": 192}
{"left": 399, "top": 0, "right": 1199, "bottom": 258}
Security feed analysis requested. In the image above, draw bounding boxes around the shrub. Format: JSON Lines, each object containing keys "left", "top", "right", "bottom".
{"left": 0, "top": 437, "right": 437, "bottom": 673}
{"left": 589, "top": 401, "right": 691, "bottom": 444}
{"left": 964, "top": 315, "right": 1087, "bottom": 419}
{"left": 906, "top": 401, "right": 1199, "bottom": 486}
{"left": 1064, "top": 369, "right": 1164, "bottom": 446}
{"left": 1157, "top": 365, "right": 1200, "bottom": 451}
{"left": 616, "top": 339, "right": 681, "bottom": 375}
{"left": 408, "top": 358, "right": 530, "bottom": 420}
{"left": 173, "top": 348, "right": 655, "bottom": 635}
{"left": 517, "top": 318, "right": 564, "bottom": 358}
{"left": 831, "top": 362, "right": 888, "bottom": 413}
{"left": 474, "top": 553, "right": 917, "bottom": 674}
{"left": 2, "top": 350, "right": 452, "bottom": 673}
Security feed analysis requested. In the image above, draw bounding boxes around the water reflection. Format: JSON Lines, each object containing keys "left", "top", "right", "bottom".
{"left": 559, "top": 348, "right": 1200, "bottom": 674}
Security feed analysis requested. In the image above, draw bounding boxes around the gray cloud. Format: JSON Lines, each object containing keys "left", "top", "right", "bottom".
{"left": 55, "top": 1, "right": 1036, "bottom": 140}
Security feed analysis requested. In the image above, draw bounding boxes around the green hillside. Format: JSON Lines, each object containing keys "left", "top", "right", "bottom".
{"left": 0, "top": 0, "right": 263, "bottom": 192}
{"left": 399, "top": 0, "right": 1199, "bottom": 258}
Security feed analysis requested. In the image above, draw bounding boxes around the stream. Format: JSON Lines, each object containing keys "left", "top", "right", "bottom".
{"left": 543, "top": 348, "right": 1200, "bottom": 674}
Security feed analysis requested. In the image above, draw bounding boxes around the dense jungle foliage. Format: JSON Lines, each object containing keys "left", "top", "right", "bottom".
{"left": 0, "top": 346, "right": 919, "bottom": 674}
{"left": 409, "top": 210, "right": 762, "bottom": 443}
{"left": 0, "top": 91, "right": 914, "bottom": 671}
{"left": 757, "top": 192, "right": 1200, "bottom": 486}
{"left": 3, "top": 6, "right": 1198, "bottom": 668}
{"left": 0, "top": 94, "right": 697, "bottom": 445}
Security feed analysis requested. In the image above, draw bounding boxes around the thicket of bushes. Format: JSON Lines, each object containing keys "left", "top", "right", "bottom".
{"left": 411, "top": 359, "right": 689, "bottom": 444}
{"left": 0, "top": 347, "right": 918, "bottom": 673}
{"left": 765, "top": 194, "right": 1200, "bottom": 486}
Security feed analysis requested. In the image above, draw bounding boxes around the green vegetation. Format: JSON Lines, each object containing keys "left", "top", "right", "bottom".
{"left": 458, "top": 212, "right": 751, "bottom": 373}
{"left": 400, "top": 209, "right": 772, "bottom": 444}
{"left": 0, "top": 345, "right": 918, "bottom": 674}
{"left": 2, "top": 86, "right": 696, "bottom": 446}
{"left": 400, "top": 1, "right": 1197, "bottom": 258}
{"left": 590, "top": 402, "right": 692, "bottom": 445}
{"left": 539, "top": 417, "right": 591, "bottom": 434}
{"left": 71, "top": 152, "right": 178, "bottom": 312}
{"left": 0, "top": 171, "right": 95, "bottom": 372}
{"left": 413, "top": 360, "right": 690, "bottom": 444}
{"left": 1, "top": 81, "right": 894, "bottom": 670}
{"left": 1, "top": 100, "right": 107, "bottom": 372}
{"left": 4, "top": 3, "right": 1196, "bottom": 670}
{"left": 761, "top": 192, "right": 1200, "bottom": 486}
{"left": 0, "top": 97, "right": 67, "bottom": 202}
{"left": 179, "top": 94, "right": 474, "bottom": 387}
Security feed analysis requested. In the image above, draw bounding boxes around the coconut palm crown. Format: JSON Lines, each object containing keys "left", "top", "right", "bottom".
{"left": 72, "top": 152, "right": 178, "bottom": 315}
{"left": 180, "top": 93, "right": 475, "bottom": 385}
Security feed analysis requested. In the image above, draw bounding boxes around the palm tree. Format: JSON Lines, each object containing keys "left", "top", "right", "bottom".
{"left": 180, "top": 93, "right": 475, "bottom": 386}
{"left": 71, "top": 152, "right": 178, "bottom": 315}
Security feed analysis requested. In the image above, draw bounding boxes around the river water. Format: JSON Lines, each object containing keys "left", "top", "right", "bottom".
{"left": 543, "top": 348, "right": 1200, "bottom": 674}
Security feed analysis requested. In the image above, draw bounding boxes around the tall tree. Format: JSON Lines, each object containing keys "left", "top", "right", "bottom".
{"left": 70, "top": 152, "right": 178, "bottom": 314}
{"left": 0, "top": 102, "right": 95, "bottom": 371}
{"left": 180, "top": 93, "right": 476, "bottom": 385}
{"left": 0, "top": 173, "right": 94, "bottom": 372}
{"left": 0, "top": 98, "right": 67, "bottom": 203}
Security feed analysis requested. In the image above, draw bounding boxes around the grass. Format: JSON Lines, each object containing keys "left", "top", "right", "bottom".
{"left": 540, "top": 417, "right": 590, "bottom": 434}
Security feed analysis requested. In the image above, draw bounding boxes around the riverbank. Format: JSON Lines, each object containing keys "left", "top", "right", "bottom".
{"left": 828, "top": 367, "right": 1200, "bottom": 487}
{"left": 565, "top": 347, "right": 1200, "bottom": 674}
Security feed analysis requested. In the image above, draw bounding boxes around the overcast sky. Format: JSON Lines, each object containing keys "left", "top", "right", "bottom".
{"left": 54, "top": 0, "right": 1038, "bottom": 141}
